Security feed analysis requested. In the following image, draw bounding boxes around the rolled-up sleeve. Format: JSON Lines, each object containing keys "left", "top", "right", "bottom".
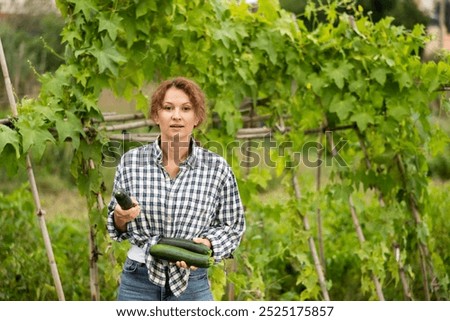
{"left": 203, "top": 168, "right": 245, "bottom": 262}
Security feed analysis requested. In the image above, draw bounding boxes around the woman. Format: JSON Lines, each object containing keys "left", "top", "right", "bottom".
{"left": 107, "top": 77, "right": 245, "bottom": 301}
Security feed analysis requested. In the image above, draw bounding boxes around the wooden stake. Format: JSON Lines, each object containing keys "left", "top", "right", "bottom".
{"left": 395, "top": 153, "right": 435, "bottom": 300}
{"left": 315, "top": 129, "right": 326, "bottom": 274}
{"left": 0, "top": 37, "right": 65, "bottom": 300}
{"left": 88, "top": 159, "right": 102, "bottom": 301}
{"left": 356, "top": 129, "right": 413, "bottom": 300}
{"left": 325, "top": 130, "right": 385, "bottom": 300}
{"left": 99, "top": 119, "right": 155, "bottom": 132}
{"left": 292, "top": 174, "right": 330, "bottom": 300}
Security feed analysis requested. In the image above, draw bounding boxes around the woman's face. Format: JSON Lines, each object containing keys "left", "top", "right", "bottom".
{"left": 154, "top": 87, "right": 199, "bottom": 142}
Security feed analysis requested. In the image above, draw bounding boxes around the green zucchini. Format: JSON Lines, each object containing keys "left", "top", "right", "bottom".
{"left": 158, "top": 237, "right": 212, "bottom": 256}
{"left": 114, "top": 189, "right": 134, "bottom": 210}
{"left": 150, "top": 244, "right": 214, "bottom": 268}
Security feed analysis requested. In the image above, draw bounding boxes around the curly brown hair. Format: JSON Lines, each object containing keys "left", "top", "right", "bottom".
{"left": 150, "top": 77, "right": 206, "bottom": 127}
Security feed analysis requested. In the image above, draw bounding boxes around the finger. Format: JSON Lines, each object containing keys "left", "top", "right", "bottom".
{"left": 124, "top": 204, "right": 140, "bottom": 219}
{"left": 193, "top": 237, "right": 211, "bottom": 249}
{"left": 115, "top": 204, "right": 140, "bottom": 221}
{"left": 115, "top": 204, "right": 124, "bottom": 213}
{"left": 130, "top": 196, "right": 139, "bottom": 206}
{"left": 114, "top": 204, "right": 128, "bottom": 218}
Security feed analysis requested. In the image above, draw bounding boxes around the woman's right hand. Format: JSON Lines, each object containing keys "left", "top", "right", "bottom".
{"left": 113, "top": 197, "right": 140, "bottom": 232}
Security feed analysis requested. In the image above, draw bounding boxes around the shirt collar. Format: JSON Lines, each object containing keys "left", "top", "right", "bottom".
{"left": 151, "top": 136, "right": 198, "bottom": 169}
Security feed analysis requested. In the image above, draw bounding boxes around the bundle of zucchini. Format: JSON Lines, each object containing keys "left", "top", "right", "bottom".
{"left": 150, "top": 237, "right": 214, "bottom": 268}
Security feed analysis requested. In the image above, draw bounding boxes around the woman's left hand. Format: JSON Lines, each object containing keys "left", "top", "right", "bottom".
{"left": 192, "top": 237, "right": 211, "bottom": 249}
{"left": 175, "top": 237, "right": 212, "bottom": 270}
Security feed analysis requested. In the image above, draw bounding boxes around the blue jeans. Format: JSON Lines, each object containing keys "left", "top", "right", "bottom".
{"left": 117, "top": 257, "right": 214, "bottom": 301}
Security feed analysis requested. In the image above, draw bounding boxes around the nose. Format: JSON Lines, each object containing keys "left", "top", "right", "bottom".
{"left": 171, "top": 107, "right": 181, "bottom": 120}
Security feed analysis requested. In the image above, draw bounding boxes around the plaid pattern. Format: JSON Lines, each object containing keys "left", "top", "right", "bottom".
{"left": 107, "top": 138, "right": 245, "bottom": 297}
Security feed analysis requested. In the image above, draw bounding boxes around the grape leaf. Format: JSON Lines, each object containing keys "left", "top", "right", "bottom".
{"left": 17, "top": 116, "right": 55, "bottom": 160}
{"left": 89, "top": 38, "right": 127, "bottom": 75}
{"left": 55, "top": 111, "right": 85, "bottom": 149}
{"left": 0, "top": 125, "right": 21, "bottom": 158}
{"left": 350, "top": 112, "right": 374, "bottom": 131}
{"left": 98, "top": 13, "right": 123, "bottom": 41}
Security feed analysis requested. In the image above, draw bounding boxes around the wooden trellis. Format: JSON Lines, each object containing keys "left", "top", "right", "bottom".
{"left": 1, "top": 38, "right": 440, "bottom": 301}
{"left": 2, "top": 102, "right": 431, "bottom": 300}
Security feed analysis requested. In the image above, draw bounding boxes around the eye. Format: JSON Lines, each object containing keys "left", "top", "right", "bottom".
{"left": 182, "top": 105, "right": 193, "bottom": 111}
{"left": 162, "top": 105, "right": 173, "bottom": 111}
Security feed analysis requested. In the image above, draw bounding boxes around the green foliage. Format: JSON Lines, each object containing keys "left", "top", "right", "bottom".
{"left": 0, "top": 185, "right": 42, "bottom": 300}
{"left": 0, "top": 12, "right": 65, "bottom": 106}
{"left": 0, "top": 186, "right": 80, "bottom": 299}
{"left": 0, "top": 0, "right": 449, "bottom": 301}
{"left": 0, "top": 185, "right": 124, "bottom": 300}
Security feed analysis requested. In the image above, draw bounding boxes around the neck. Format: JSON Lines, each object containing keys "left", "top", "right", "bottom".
{"left": 160, "top": 136, "right": 191, "bottom": 164}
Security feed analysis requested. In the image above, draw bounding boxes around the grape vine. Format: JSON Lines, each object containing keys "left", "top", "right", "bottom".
{"left": 0, "top": 0, "right": 449, "bottom": 300}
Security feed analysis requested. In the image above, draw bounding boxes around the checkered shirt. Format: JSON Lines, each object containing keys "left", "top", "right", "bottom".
{"left": 107, "top": 138, "right": 246, "bottom": 297}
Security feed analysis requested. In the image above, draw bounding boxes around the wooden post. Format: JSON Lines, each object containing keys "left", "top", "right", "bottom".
{"left": 0, "top": 37, "right": 65, "bottom": 300}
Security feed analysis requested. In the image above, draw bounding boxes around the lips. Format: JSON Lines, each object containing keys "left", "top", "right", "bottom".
{"left": 170, "top": 124, "right": 184, "bottom": 128}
